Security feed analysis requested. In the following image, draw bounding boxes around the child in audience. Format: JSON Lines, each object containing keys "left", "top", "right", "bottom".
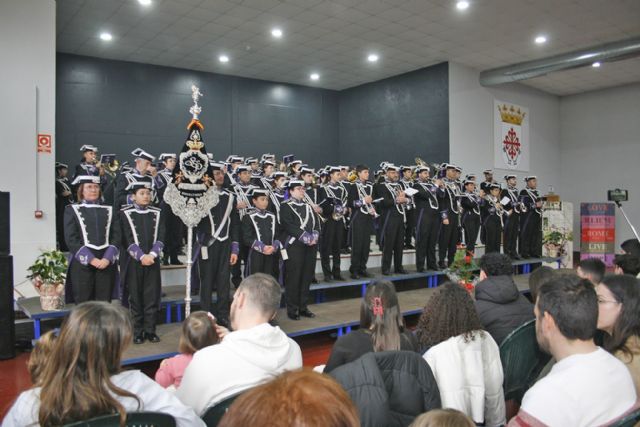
{"left": 218, "top": 369, "right": 359, "bottom": 427}
{"left": 416, "top": 282, "right": 505, "bottom": 427}
{"left": 597, "top": 274, "right": 640, "bottom": 394}
{"left": 577, "top": 257, "right": 606, "bottom": 284}
{"left": 527, "top": 265, "right": 556, "bottom": 302}
{"left": 2, "top": 301, "right": 205, "bottom": 427}
{"left": 324, "top": 280, "right": 419, "bottom": 372}
{"left": 410, "top": 408, "right": 475, "bottom": 427}
{"left": 27, "top": 330, "right": 57, "bottom": 386}
{"left": 155, "top": 311, "right": 219, "bottom": 389}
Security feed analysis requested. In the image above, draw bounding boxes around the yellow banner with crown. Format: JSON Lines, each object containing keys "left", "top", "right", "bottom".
{"left": 494, "top": 100, "right": 529, "bottom": 171}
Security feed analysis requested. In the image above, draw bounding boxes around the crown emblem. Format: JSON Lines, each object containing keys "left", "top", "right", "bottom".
{"left": 498, "top": 104, "right": 526, "bottom": 126}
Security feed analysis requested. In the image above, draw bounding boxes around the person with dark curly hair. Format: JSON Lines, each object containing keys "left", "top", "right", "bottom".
{"left": 613, "top": 253, "right": 640, "bottom": 277}
{"left": 475, "top": 253, "right": 534, "bottom": 345}
{"left": 416, "top": 282, "right": 505, "bottom": 427}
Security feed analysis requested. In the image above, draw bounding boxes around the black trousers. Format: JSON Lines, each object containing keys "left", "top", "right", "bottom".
{"left": 462, "top": 214, "right": 481, "bottom": 254}
{"left": 70, "top": 262, "right": 116, "bottom": 304}
{"left": 321, "top": 218, "right": 345, "bottom": 276}
{"left": 164, "top": 209, "right": 184, "bottom": 262}
{"left": 484, "top": 217, "right": 503, "bottom": 254}
{"left": 520, "top": 212, "right": 542, "bottom": 258}
{"left": 415, "top": 209, "right": 439, "bottom": 270}
{"left": 404, "top": 208, "right": 416, "bottom": 246}
{"left": 438, "top": 213, "right": 460, "bottom": 266}
{"left": 503, "top": 213, "right": 520, "bottom": 257}
{"left": 284, "top": 241, "right": 317, "bottom": 314}
{"left": 381, "top": 213, "right": 405, "bottom": 272}
{"left": 126, "top": 261, "right": 161, "bottom": 335}
{"left": 231, "top": 244, "right": 248, "bottom": 287}
{"left": 198, "top": 240, "right": 231, "bottom": 320}
{"left": 350, "top": 211, "right": 373, "bottom": 274}
{"left": 245, "top": 249, "right": 277, "bottom": 279}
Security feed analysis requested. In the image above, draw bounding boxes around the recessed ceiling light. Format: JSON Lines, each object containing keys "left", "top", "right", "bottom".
{"left": 138, "top": 0, "right": 152, "bottom": 5}
{"left": 99, "top": 32, "right": 112, "bottom": 41}
{"left": 367, "top": 53, "right": 379, "bottom": 63}
{"left": 534, "top": 35, "right": 547, "bottom": 44}
{"left": 456, "top": 1, "right": 469, "bottom": 11}
{"left": 271, "top": 28, "right": 283, "bottom": 38}
{"left": 310, "top": 73, "right": 320, "bottom": 81}
{"left": 592, "top": 62, "right": 601, "bottom": 68}
{"left": 218, "top": 55, "right": 229, "bottom": 63}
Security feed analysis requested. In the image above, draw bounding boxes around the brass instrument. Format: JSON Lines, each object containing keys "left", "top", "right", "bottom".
{"left": 303, "top": 191, "right": 327, "bottom": 223}
{"left": 348, "top": 169, "right": 358, "bottom": 182}
{"left": 356, "top": 181, "right": 379, "bottom": 218}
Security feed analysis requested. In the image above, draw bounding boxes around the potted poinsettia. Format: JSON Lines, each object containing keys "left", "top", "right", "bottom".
{"left": 445, "top": 244, "right": 479, "bottom": 294}
{"left": 27, "top": 250, "right": 67, "bottom": 311}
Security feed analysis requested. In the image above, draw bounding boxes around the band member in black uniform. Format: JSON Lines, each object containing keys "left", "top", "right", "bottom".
{"left": 319, "top": 166, "right": 348, "bottom": 281}
{"left": 55, "top": 162, "right": 73, "bottom": 251}
{"left": 400, "top": 165, "right": 416, "bottom": 249}
{"left": 480, "top": 169, "right": 495, "bottom": 193}
{"left": 267, "top": 171, "right": 287, "bottom": 221}
{"left": 253, "top": 159, "right": 275, "bottom": 189}
{"left": 413, "top": 166, "right": 442, "bottom": 271}
{"left": 231, "top": 165, "right": 255, "bottom": 287}
{"left": 519, "top": 176, "right": 543, "bottom": 259}
{"left": 245, "top": 157, "right": 260, "bottom": 180}
{"left": 501, "top": 174, "right": 522, "bottom": 260}
{"left": 155, "top": 153, "right": 183, "bottom": 265}
{"left": 280, "top": 180, "right": 320, "bottom": 320}
{"left": 482, "top": 183, "right": 504, "bottom": 254}
{"left": 64, "top": 175, "right": 120, "bottom": 304}
{"left": 242, "top": 188, "right": 281, "bottom": 279}
{"left": 348, "top": 165, "right": 377, "bottom": 279}
{"left": 119, "top": 182, "right": 164, "bottom": 344}
{"left": 460, "top": 180, "right": 482, "bottom": 256}
{"left": 287, "top": 158, "right": 303, "bottom": 178}
{"left": 438, "top": 164, "right": 462, "bottom": 268}
{"left": 72, "top": 145, "right": 107, "bottom": 193}
{"left": 115, "top": 148, "right": 156, "bottom": 208}
{"left": 375, "top": 164, "right": 408, "bottom": 275}
{"left": 195, "top": 162, "right": 240, "bottom": 327}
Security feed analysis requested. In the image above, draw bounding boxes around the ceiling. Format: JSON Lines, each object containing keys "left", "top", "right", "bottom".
{"left": 56, "top": 0, "right": 640, "bottom": 95}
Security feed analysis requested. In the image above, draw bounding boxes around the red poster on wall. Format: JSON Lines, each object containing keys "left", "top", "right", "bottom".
{"left": 580, "top": 203, "right": 616, "bottom": 266}
{"left": 37, "top": 134, "right": 52, "bottom": 153}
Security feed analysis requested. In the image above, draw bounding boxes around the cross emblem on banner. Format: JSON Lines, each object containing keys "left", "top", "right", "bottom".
{"left": 502, "top": 127, "right": 521, "bottom": 165}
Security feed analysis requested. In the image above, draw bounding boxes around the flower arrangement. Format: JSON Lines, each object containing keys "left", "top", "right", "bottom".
{"left": 27, "top": 250, "right": 68, "bottom": 311}
{"left": 445, "top": 244, "right": 479, "bottom": 293}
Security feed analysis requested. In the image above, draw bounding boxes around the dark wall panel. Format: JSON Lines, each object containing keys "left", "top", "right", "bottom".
{"left": 338, "top": 62, "right": 449, "bottom": 167}
{"left": 56, "top": 54, "right": 339, "bottom": 168}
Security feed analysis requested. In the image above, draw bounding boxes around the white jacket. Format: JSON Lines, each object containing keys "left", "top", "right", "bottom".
{"left": 176, "top": 322, "right": 302, "bottom": 415}
{"left": 423, "top": 331, "right": 506, "bottom": 427}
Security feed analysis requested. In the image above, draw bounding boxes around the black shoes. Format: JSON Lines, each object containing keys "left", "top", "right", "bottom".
{"left": 170, "top": 259, "right": 184, "bottom": 266}
{"left": 287, "top": 311, "right": 300, "bottom": 321}
{"left": 145, "top": 332, "right": 161, "bottom": 343}
{"left": 417, "top": 267, "right": 425, "bottom": 273}
{"left": 311, "top": 276, "right": 318, "bottom": 284}
{"left": 360, "top": 270, "right": 372, "bottom": 278}
{"left": 395, "top": 268, "right": 408, "bottom": 274}
{"left": 438, "top": 261, "right": 447, "bottom": 270}
{"left": 299, "top": 309, "right": 316, "bottom": 318}
{"left": 382, "top": 270, "right": 391, "bottom": 276}
{"left": 323, "top": 274, "right": 333, "bottom": 282}
{"left": 133, "top": 334, "right": 145, "bottom": 345}
{"left": 405, "top": 244, "right": 415, "bottom": 249}
{"left": 334, "top": 274, "right": 345, "bottom": 281}
{"left": 350, "top": 273, "right": 361, "bottom": 280}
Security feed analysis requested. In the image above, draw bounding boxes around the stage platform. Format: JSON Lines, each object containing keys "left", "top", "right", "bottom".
{"left": 121, "top": 276, "right": 533, "bottom": 366}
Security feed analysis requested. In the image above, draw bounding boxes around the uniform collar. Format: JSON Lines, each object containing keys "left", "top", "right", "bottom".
{"left": 81, "top": 199, "right": 99, "bottom": 205}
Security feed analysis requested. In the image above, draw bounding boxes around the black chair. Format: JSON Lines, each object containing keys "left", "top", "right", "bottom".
{"left": 499, "top": 319, "right": 551, "bottom": 403}
{"left": 202, "top": 393, "right": 244, "bottom": 427}
{"left": 610, "top": 408, "right": 640, "bottom": 427}
{"left": 63, "top": 412, "right": 176, "bottom": 427}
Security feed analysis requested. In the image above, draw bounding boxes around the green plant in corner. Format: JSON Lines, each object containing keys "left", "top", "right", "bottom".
{"left": 27, "top": 249, "right": 68, "bottom": 284}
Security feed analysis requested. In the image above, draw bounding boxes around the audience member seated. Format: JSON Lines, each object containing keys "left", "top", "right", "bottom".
{"left": 416, "top": 282, "right": 505, "bottom": 427}
{"left": 527, "top": 266, "right": 556, "bottom": 303}
{"left": 218, "top": 369, "right": 359, "bottom": 427}
{"left": 509, "top": 274, "right": 637, "bottom": 427}
{"left": 577, "top": 257, "right": 606, "bottom": 284}
{"left": 621, "top": 238, "right": 640, "bottom": 258}
{"left": 26, "top": 330, "right": 57, "bottom": 386}
{"left": 410, "top": 408, "right": 475, "bottom": 427}
{"left": 614, "top": 253, "right": 640, "bottom": 277}
{"left": 330, "top": 350, "right": 441, "bottom": 427}
{"left": 176, "top": 273, "right": 302, "bottom": 415}
{"left": 474, "top": 253, "right": 534, "bottom": 345}
{"left": 2, "top": 302, "right": 204, "bottom": 427}
{"left": 324, "top": 280, "right": 419, "bottom": 372}
{"left": 155, "top": 311, "right": 220, "bottom": 389}
{"left": 597, "top": 274, "right": 640, "bottom": 394}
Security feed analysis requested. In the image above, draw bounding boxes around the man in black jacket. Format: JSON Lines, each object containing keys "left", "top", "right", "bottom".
{"left": 475, "top": 253, "right": 534, "bottom": 345}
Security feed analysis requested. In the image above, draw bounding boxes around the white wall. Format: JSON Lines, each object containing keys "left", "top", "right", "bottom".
{"left": 0, "top": 0, "right": 56, "bottom": 296}
{"left": 560, "top": 83, "right": 640, "bottom": 248}
{"left": 449, "top": 62, "right": 561, "bottom": 193}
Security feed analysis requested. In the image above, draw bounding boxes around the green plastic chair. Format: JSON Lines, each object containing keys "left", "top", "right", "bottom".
{"left": 63, "top": 412, "right": 176, "bottom": 427}
{"left": 499, "top": 319, "right": 551, "bottom": 402}
{"left": 610, "top": 408, "right": 640, "bottom": 427}
{"left": 202, "top": 393, "right": 244, "bottom": 427}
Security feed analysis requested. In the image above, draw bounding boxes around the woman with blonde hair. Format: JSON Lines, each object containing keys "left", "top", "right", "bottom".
{"left": 2, "top": 302, "right": 204, "bottom": 427}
